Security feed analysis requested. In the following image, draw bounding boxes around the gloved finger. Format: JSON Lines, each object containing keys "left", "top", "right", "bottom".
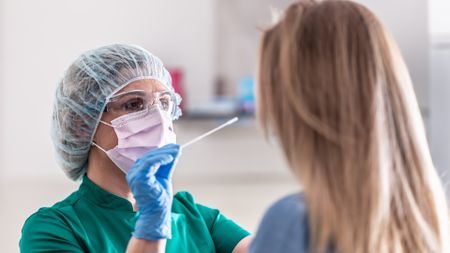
{"left": 127, "top": 154, "right": 173, "bottom": 183}
{"left": 134, "top": 148, "right": 180, "bottom": 175}
{"left": 153, "top": 143, "right": 178, "bottom": 148}
{"left": 137, "top": 144, "right": 180, "bottom": 161}
{"left": 160, "top": 143, "right": 180, "bottom": 150}
{"left": 145, "top": 143, "right": 180, "bottom": 155}
{"left": 127, "top": 144, "right": 181, "bottom": 184}
{"left": 155, "top": 147, "right": 182, "bottom": 180}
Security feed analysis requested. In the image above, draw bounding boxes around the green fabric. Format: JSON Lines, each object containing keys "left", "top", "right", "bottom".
{"left": 20, "top": 175, "right": 249, "bottom": 253}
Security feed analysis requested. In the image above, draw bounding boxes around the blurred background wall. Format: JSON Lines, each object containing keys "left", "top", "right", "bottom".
{"left": 430, "top": 0, "right": 450, "bottom": 189}
{"left": 0, "top": 0, "right": 449, "bottom": 252}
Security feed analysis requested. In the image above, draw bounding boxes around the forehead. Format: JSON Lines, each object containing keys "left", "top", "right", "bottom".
{"left": 115, "top": 79, "right": 168, "bottom": 95}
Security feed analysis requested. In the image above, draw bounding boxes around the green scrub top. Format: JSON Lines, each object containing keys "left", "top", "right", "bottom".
{"left": 20, "top": 175, "right": 249, "bottom": 253}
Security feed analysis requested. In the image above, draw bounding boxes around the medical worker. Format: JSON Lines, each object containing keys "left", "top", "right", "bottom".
{"left": 250, "top": 1, "right": 450, "bottom": 253}
{"left": 20, "top": 44, "right": 250, "bottom": 253}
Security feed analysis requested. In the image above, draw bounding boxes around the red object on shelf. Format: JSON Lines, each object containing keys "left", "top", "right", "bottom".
{"left": 167, "top": 67, "right": 186, "bottom": 111}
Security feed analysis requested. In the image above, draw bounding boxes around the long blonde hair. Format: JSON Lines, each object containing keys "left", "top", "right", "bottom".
{"left": 257, "top": 1, "right": 449, "bottom": 252}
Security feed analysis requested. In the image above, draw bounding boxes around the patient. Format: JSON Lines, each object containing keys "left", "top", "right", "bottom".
{"left": 250, "top": 1, "right": 449, "bottom": 253}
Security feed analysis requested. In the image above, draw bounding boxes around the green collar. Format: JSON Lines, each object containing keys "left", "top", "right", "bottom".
{"left": 78, "top": 174, "right": 135, "bottom": 212}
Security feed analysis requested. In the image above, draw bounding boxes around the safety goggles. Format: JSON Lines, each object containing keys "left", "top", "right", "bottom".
{"left": 104, "top": 89, "right": 179, "bottom": 119}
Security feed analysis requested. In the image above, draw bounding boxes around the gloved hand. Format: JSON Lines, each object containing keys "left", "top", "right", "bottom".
{"left": 126, "top": 143, "right": 181, "bottom": 240}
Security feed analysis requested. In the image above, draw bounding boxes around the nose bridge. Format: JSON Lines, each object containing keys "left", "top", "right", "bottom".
{"left": 147, "top": 91, "right": 159, "bottom": 106}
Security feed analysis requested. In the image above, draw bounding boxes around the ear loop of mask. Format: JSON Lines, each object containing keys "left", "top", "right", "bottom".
{"left": 99, "top": 120, "right": 114, "bottom": 127}
{"left": 91, "top": 120, "right": 114, "bottom": 153}
{"left": 92, "top": 141, "right": 108, "bottom": 153}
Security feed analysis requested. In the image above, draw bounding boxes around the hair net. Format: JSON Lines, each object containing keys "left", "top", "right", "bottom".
{"left": 51, "top": 43, "right": 181, "bottom": 181}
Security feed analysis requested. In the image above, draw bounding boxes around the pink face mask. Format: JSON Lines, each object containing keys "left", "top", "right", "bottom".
{"left": 92, "top": 105, "right": 176, "bottom": 174}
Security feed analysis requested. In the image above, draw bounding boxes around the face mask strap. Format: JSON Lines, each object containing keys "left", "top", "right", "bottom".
{"left": 99, "top": 120, "right": 114, "bottom": 127}
{"left": 92, "top": 141, "right": 108, "bottom": 153}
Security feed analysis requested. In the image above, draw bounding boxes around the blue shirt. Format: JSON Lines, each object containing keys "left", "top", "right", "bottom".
{"left": 249, "top": 193, "right": 310, "bottom": 253}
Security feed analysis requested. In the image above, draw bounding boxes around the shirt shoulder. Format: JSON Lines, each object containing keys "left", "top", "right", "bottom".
{"left": 265, "top": 193, "right": 307, "bottom": 221}
{"left": 20, "top": 206, "right": 84, "bottom": 252}
{"left": 172, "top": 191, "right": 200, "bottom": 216}
{"left": 22, "top": 190, "right": 83, "bottom": 229}
{"left": 173, "top": 191, "right": 195, "bottom": 205}
{"left": 20, "top": 191, "right": 86, "bottom": 252}
{"left": 250, "top": 193, "right": 310, "bottom": 253}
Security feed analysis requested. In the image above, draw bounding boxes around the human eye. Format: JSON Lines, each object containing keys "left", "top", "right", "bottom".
{"left": 122, "top": 97, "right": 145, "bottom": 112}
{"left": 158, "top": 94, "right": 173, "bottom": 111}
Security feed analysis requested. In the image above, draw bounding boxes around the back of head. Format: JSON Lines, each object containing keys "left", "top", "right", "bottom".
{"left": 257, "top": 0, "right": 449, "bottom": 252}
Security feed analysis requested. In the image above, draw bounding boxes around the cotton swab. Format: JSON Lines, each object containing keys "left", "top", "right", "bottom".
{"left": 181, "top": 117, "right": 239, "bottom": 149}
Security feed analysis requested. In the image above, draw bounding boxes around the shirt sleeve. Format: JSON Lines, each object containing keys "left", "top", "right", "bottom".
{"left": 197, "top": 204, "right": 250, "bottom": 253}
{"left": 20, "top": 208, "right": 84, "bottom": 253}
{"left": 249, "top": 193, "right": 310, "bottom": 253}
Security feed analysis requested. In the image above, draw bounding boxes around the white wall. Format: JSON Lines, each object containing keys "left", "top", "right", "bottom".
{"left": 430, "top": 0, "right": 450, "bottom": 36}
{"left": 430, "top": 45, "right": 450, "bottom": 192}
{"left": 0, "top": 0, "right": 216, "bottom": 180}
{"left": 429, "top": 0, "right": 450, "bottom": 188}
{"left": 0, "top": 0, "right": 5, "bottom": 181}
{"left": 356, "top": 0, "right": 429, "bottom": 113}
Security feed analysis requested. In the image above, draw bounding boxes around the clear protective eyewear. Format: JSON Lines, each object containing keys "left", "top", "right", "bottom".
{"left": 104, "top": 89, "right": 178, "bottom": 119}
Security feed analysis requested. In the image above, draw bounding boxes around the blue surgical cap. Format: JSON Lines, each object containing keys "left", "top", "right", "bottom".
{"left": 51, "top": 44, "right": 181, "bottom": 181}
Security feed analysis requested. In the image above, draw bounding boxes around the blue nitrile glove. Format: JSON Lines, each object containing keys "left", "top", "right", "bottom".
{"left": 126, "top": 144, "right": 181, "bottom": 240}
